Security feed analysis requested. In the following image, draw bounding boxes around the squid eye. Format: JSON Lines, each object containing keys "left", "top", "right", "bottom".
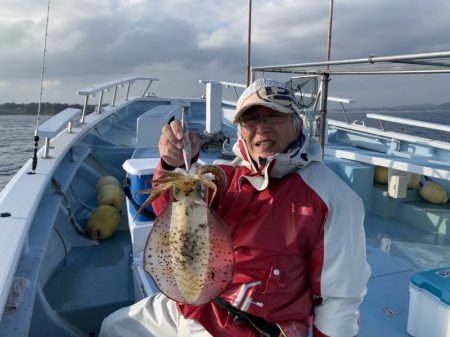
{"left": 195, "top": 182, "right": 204, "bottom": 198}
{"left": 173, "top": 186, "right": 181, "bottom": 198}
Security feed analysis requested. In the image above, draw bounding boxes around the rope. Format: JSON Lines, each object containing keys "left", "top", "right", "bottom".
{"left": 199, "top": 130, "right": 233, "bottom": 154}
{"left": 53, "top": 226, "right": 68, "bottom": 267}
{"left": 51, "top": 177, "right": 88, "bottom": 236}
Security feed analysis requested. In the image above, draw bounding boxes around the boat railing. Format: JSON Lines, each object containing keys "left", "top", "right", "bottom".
{"left": 77, "top": 76, "right": 159, "bottom": 123}
{"left": 198, "top": 78, "right": 360, "bottom": 138}
{"left": 366, "top": 113, "right": 450, "bottom": 133}
{"left": 199, "top": 80, "right": 246, "bottom": 95}
{"left": 199, "top": 80, "right": 245, "bottom": 132}
{"left": 38, "top": 108, "right": 82, "bottom": 158}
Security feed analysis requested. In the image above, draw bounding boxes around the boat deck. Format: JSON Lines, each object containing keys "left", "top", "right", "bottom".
{"left": 43, "top": 230, "right": 134, "bottom": 335}
{"left": 361, "top": 210, "right": 450, "bottom": 337}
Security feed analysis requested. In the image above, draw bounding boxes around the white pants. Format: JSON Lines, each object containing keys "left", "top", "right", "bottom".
{"left": 99, "top": 293, "right": 213, "bottom": 337}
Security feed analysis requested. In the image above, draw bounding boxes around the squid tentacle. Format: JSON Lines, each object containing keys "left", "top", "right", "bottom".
{"left": 195, "top": 165, "right": 227, "bottom": 206}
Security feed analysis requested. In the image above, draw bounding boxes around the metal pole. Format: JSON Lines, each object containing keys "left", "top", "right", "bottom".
{"left": 43, "top": 137, "right": 51, "bottom": 159}
{"left": 326, "top": 0, "right": 334, "bottom": 64}
{"left": 246, "top": 0, "right": 252, "bottom": 86}
{"left": 319, "top": 73, "right": 330, "bottom": 151}
{"left": 252, "top": 50, "right": 450, "bottom": 73}
{"left": 112, "top": 85, "right": 118, "bottom": 106}
{"left": 320, "top": 0, "right": 334, "bottom": 153}
{"left": 80, "top": 96, "right": 89, "bottom": 124}
{"left": 142, "top": 80, "right": 153, "bottom": 97}
{"left": 125, "top": 82, "right": 131, "bottom": 101}
{"left": 96, "top": 90, "right": 104, "bottom": 113}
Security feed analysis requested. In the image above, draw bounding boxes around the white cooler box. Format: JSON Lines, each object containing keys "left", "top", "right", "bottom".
{"left": 407, "top": 267, "right": 450, "bottom": 337}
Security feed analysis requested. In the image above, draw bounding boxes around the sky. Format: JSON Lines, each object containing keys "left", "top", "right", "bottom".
{"left": 1, "top": 0, "right": 450, "bottom": 108}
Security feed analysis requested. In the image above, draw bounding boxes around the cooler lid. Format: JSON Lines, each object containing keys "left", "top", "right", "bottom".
{"left": 122, "top": 158, "right": 160, "bottom": 175}
{"left": 410, "top": 267, "right": 450, "bottom": 305}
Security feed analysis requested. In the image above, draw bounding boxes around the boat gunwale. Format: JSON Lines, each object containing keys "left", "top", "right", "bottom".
{"left": 0, "top": 99, "right": 138, "bottom": 320}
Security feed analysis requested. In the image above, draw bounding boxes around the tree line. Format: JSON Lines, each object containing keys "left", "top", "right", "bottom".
{"left": 0, "top": 102, "right": 95, "bottom": 115}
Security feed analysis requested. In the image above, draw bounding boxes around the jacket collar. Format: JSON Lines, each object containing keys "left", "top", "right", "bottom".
{"left": 231, "top": 129, "right": 323, "bottom": 191}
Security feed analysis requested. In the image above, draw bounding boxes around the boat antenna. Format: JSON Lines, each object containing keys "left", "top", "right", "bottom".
{"left": 31, "top": 0, "right": 51, "bottom": 174}
{"left": 246, "top": 0, "right": 252, "bottom": 86}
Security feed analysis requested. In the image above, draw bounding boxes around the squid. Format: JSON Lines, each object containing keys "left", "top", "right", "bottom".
{"left": 135, "top": 165, "right": 234, "bottom": 305}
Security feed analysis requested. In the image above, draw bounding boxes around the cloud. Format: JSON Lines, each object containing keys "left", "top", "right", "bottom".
{"left": 0, "top": 0, "right": 449, "bottom": 107}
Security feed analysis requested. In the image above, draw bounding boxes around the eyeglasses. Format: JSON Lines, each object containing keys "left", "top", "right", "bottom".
{"left": 239, "top": 113, "right": 292, "bottom": 128}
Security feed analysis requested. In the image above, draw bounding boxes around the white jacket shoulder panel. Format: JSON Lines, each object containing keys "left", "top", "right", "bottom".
{"left": 298, "top": 161, "right": 370, "bottom": 296}
{"left": 298, "top": 162, "right": 371, "bottom": 337}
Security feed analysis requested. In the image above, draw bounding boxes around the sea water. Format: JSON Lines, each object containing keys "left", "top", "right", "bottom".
{"left": 0, "top": 115, "right": 50, "bottom": 192}
{"left": 1, "top": 111, "right": 450, "bottom": 192}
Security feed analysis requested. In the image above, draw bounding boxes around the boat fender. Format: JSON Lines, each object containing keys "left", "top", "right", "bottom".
{"left": 87, "top": 205, "right": 120, "bottom": 240}
{"left": 419, "top": 180, "right": 448, "bottom": 204}
{"left": 374, "top": 166, "right": 421, "bottom": 188}
{"left": 96, "top": 175, "right": 122, "bottom": 193}
{"left": 408, "top": 173, "right": 421, "bottom": 189}
{"left": 97, "top": 184, "right": 125, "bottom": 211}
{"left": 374, "top": 166, "right": 388, "bottom": 184}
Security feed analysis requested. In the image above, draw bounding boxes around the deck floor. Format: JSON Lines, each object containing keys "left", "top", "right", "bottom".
{"left": 359, "top": 211, "right": 450, "bottom": 337}
{"left": 43, "top": 230, "right": 135, "bottom": 335}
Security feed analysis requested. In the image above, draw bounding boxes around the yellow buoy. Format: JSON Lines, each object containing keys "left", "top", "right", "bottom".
{"left": 96, "top": 175, "right": 122, "bottom": 193}
{"left": 374, "top": 166, "right": 421, "bottom": 189}
{"left": 97, "top": 184, "right": 125, "bottom": 211}
{"left": 87, "top": 205, "right": 120, "bottom": 240}
{"left": 408, "top": 173, "right": 421, "bottom": 189}
{"left": 419, "top": 180, "right": 449, "bottom": 204}
{"left": 374, "top": 166, "right": 388, "bottom": 184}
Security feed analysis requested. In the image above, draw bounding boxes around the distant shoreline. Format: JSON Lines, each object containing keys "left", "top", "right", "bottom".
{"left": 1, "top": 102, "right": 450, "bottom": 115}
{"left": 0, "top": 103, "right": 95, "bottom": 115}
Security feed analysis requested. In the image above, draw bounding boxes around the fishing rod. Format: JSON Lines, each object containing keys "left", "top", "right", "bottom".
{"left": 31, "top": 0, "right": 51, "bottom": 174}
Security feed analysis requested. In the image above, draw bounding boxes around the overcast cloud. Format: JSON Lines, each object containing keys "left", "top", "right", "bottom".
{"left": 1, "top": 0, "right": 450, "bottom": 107}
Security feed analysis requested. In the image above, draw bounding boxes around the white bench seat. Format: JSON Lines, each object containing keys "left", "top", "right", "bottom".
{"left": 325, "top": 144, "right": 450, "bottom": 180}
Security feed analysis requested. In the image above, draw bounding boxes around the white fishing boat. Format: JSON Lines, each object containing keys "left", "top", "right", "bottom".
{"left": 1, "top": 50, "right": 450, "bottom": 337}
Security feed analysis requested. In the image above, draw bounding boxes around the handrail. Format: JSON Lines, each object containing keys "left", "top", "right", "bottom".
{"left": 199, "top": 80, "right": 246, "bottom": 89}
{"left": 77, "top": 76, "right": 159, "bottom": 96}
{"left": 299, "top": 92, "right": 354, "bottom": 104}
{"left": 198, "top": 79, "right": 353, "bottom": 104}
{"left": 38, "top": 108, "right": 82, "bottom": 158}
{"left": 366, "top": 113, "right": 450, "bottom": 133}
{"left": 77, "top": 76, "right": 159, "bottom": 123}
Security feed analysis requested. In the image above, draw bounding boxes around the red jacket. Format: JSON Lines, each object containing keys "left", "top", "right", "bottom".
{"left": 152, "top": 135, "right": 370, "bottom": 337}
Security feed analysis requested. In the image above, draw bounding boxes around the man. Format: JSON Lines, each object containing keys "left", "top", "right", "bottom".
{"left": 100, "top": 78, "right": 370, "bottom": 337}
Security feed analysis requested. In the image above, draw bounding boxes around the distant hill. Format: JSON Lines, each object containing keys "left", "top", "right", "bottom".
{"left": 438, "top": 102, "right": 450, "bottom": 110}
{"left": 0, "top": 103, "right": 95, "bottom": 115}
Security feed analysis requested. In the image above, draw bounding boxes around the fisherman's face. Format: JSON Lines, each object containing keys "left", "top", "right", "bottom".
{"left": 238, "top": 106, "right": 301, "bottom": 161}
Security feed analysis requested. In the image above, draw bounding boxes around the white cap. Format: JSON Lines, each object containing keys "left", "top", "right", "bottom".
{"left": 233, "top": 78, "right": 300, "bottom": 124}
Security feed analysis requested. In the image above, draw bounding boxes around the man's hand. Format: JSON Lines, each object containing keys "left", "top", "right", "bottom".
{"left": 159, "top": 119, "right": 200, "bottom": 168}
